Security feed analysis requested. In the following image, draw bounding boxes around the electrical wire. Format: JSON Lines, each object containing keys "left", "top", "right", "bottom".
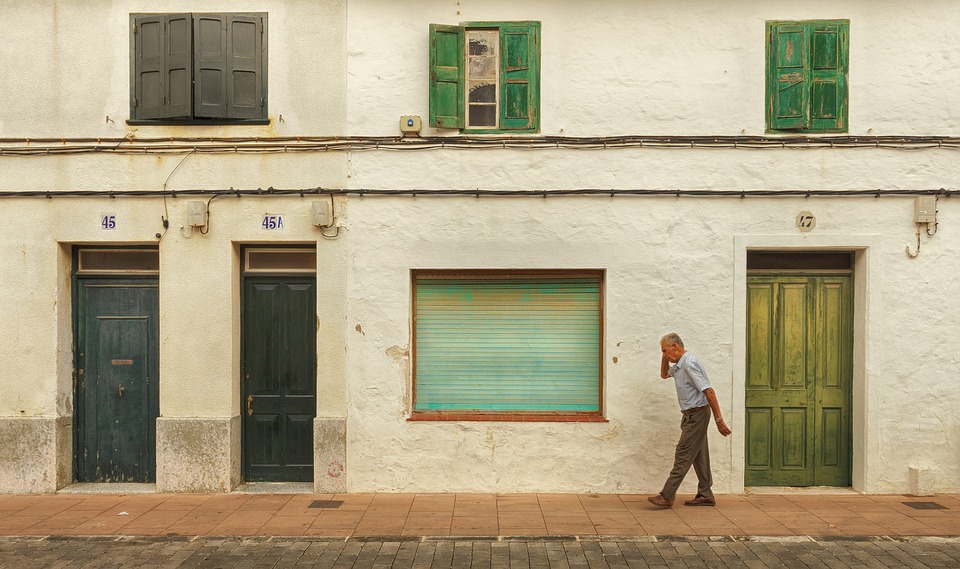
{"left": 1, "top": 135, "right": 960, "bottom": 156}
{"left": 0, "top": 187, "right": 955, "bottom": 199}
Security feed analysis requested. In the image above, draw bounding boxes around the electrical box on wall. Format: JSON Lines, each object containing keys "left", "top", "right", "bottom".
{"left": 915, "top": 196, "right": 937, "bottom": 224}
{"left": 312, "top": 200, "right": 333, "bottom": 227}
{"left": 187, "top": 201, "right": 207, "bottom": 227}
{"left": 399, "top": 115, "right": 421, "bottom": 135}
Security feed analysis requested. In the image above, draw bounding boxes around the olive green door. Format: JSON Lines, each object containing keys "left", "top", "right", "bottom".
{"left": 745, "top": 275, "right": 852, "bottom": 486}
{"left": 75, "top": 279, "right": 160, "bottom": 482}
{"left": 242, "top": 277, "right": 317, "bottom": 482}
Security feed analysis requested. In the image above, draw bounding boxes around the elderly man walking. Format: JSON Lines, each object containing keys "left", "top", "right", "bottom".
{"left": 648, "top": 333, "right": 732, "bottom": 508}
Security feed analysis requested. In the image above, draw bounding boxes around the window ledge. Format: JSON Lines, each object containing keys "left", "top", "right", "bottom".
{"left": 408, "top": 412, "right": 607, "bottom": 422}
{"left": 126, "top": 119, "right": 271, "bottom": 126}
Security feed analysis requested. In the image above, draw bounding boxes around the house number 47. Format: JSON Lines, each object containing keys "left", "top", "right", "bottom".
{"left": 796, "top": 211, "right": 816, "bottom": 233}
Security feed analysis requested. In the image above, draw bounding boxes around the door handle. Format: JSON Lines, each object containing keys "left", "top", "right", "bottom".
{"left": 246, "top": 394, "right": 253, "bottom": 416}
{"left": 118, "top": 383, "right": 124, "bottom": 398}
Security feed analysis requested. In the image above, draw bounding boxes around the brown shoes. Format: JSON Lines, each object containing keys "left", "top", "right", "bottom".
{"left": 647, "top": 494, "right": 673, "bottom": 509}
{"left": 683, "top": 496, "right": 717, "bottom": 506}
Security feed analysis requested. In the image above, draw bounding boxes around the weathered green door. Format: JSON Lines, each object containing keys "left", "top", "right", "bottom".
{"left": 75, "top": 279, "right": 159, "bottom": 482}
{"left": 745, "top": 275, "right": 852, "bottom": 486}
{"left": 242, "top": 277, "right": 316, "bottom": 481}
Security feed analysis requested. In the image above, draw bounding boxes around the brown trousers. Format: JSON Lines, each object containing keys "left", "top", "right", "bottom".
{"left": 660, "top": 406, "right": 713, "bottom": 501}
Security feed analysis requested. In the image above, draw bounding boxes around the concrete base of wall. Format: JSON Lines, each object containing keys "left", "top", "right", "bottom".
{"left": 0, "top": 416, "right": 72, "bottom": 493}
{"left": 314, "top": 418, "right": 346, "bottom": 493}
{"left": 156, "top": 416, "right": 240, "bottom": 493}
{"left": 909, "top": 466, "right": 936, "bottom": 496}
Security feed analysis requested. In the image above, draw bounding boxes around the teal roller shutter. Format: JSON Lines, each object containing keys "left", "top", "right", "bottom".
{"left": 414, "top": 275, "right": 601, "bottom": 412}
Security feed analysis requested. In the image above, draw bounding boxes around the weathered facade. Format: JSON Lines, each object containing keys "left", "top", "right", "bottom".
{"left": 1, "top": 0, "right": 958, "bottom": 495}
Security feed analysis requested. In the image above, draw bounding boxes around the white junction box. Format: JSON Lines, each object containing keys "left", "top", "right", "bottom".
{"left": 399, "top": 115, "right": 421, "bottom": 135}
{"left": 915, "top": 196, "right": 937, "bottom": 224}
{"left": 187, "top": 201, "right": 207, "bottom": 227}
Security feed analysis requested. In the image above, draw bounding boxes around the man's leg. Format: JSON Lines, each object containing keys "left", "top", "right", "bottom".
{"left": 690, "top": 411, "right": 714, "bottom": 500}
{"left": 659, "top": 411, "right": 709, "bottom": 501}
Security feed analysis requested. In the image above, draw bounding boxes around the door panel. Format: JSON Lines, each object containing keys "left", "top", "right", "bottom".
{"left": 76, "top": 280, "right": 159, "bottom": 483}
{"left": 746, "top": 275, "right": 852, "bottom": 486}
{"left": 242, "top": 277, "right": 316, "bottom": 482}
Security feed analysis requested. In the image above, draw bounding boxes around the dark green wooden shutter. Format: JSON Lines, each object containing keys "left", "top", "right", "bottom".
{"left": 133, "top": 14, "right": 191, "bottom": 119}
{"left": 499, "top": 22, "right": 540, "bottom": 131}
{"left": 194, "top": 14, "right": 227, "bottom": 118}
{"left": 809, "top": 22, "right": 848, "bottom": 132}
{"left": 226, "top": 15, "right": 264, "bottom": 119}
{"left": 767, "top": 22, "right": 809, "bottom": 130}
{"left": 414, "top": 276, "right": 601, "bottom": 412}
{"left": 429, "top": 24, "right": 464, "bottom": 129}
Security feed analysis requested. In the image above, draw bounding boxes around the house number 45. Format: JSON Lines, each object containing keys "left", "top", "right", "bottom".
{"left": 796, "top": 211, "right": 816, "bottom": 233}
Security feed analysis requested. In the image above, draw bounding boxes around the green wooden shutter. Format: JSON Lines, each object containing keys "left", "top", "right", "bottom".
{"left": 225, "top": 15, "right": 264, "bottom": 119}
{"left": 499, "top": 22, "right": 540, "bottom": 131}
{"left": 414, "top": 275, "right": 601, "bottom": 412}
{"left": 133, "top": 14, "right": 191, "bottom": 119}
{"left": 767, "top": 22, "right": 809, "bottom": 131}
{"left": 194, "top": 14, "right": 227, "bottom": 118}
{"left": 809, "top": 21, "right": 848, "bottom": 132}
{"left": 429, "top": 24, "right": 464, "bottom": 129}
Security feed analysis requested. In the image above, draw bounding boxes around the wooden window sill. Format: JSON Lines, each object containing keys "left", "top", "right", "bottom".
{"left": 408, "top": 413, "right": 607, "bottom": 422}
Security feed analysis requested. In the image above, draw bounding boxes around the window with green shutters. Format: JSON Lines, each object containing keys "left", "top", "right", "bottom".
{"left": 766, "top": 20, "right": 849, "bottom": 133}
{"left": 412, "top": 271, "right": 603, "bottom": 419}
{"left": 429, "top": 22, "right": 541, "bottom": 133}
{"left": 130, "top": 13, "right": 267, "bottom": 124}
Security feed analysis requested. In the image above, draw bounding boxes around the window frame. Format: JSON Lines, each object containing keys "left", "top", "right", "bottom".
{"left": 765, "top": 19, "right": 849, "bottom": 134}
{"left": 429, "top": 21, "right": 541, "bottom": 134}
{"left": 410, "top": 269, "right": 605, "bottom": 422}
{"left": 128, "top": 12, "right": 269, "bottom": 125}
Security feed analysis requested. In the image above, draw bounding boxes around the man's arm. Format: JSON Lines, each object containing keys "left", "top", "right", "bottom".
{"left": 703, "top": 388, "right": 732, "bottom": 436}
{"left": 660, "top": 354, "right": 671, "bottom": 379}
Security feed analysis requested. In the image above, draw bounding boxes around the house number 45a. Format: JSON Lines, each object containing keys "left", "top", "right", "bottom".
{"left": 796, "top": 211, "right": 816, "bottom": 233}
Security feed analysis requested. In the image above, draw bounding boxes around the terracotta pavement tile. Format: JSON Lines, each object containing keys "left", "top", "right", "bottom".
{"left": 354, "top": 515, "right": 407, "bottom": 533}
{"left": 65, "top": 496, "right": 128, "bottom": 512}
{"left": 497, "top": 527, "right": 548, "bottom": 536}
{"left": 0, "top": 514, "right": 47, "bottom": 533}
{"left": 450, "top": 516, "right": 499, "bottom": 535}
{"left": 578, "top": 495, "right": 629, "bottom": 512}
{"left": 239, "top": 494, "right": 293, "bottom": 511}
{"left": 25, "top": 509, "right": 100, "bottom": 530}
{"left": 151, "top": 495, "right": 213, "bottom": 511}
{"left": 211, "top": 510, "right": 273, "bottom": 529}
{"left": 401, "top": 526, "right": 452, "bottom": 536}
{"left": 410, "top": 494, "right": 456, "bottom": 513}
{"left": 310, "top": 513, "right": 363, "bottom": 530}
{"left": 256, "top": 515, "right": 315, "bottom": 536}
{"left": 197, "top": 494, "right": 253, "bottom": 514}
{"left": 332, "top": 493, "right": 374, "bottom": 509}
{"left": 727, "top": 521, "right": 793, "bottom": 536}
{"left": 303, "top": 525, "right": 353, "bottom": 537}
{"left": 546, "top": 523, "right": 598, "bottom": 536}
{"left": 633, "top": 519, "right": 695, "bottom": 536}
{"left": 115, "top": 510, "right": 189, "bottom": 531}
{"left": 454, "top": 494, "right": 497, "bottom": 505}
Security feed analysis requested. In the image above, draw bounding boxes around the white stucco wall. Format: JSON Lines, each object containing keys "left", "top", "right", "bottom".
{"left": 0, "top": 0, "right": 958, "bottom": 494}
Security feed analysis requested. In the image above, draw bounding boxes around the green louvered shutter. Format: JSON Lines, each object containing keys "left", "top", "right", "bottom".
{"left": 133, "top": 14, "right": 191, "bottom": 119}
{"left": 809, "top": 21, "right": 848, "bottom": 132}
{"left": 194, "top": 14, "right": 227, "bottom": 118}
{"left": 767, "top": 22, "right": 809, "bottom": 131}
{"left": 499, "top": 22, "right": 540, "bottom": 132}
{"left": 414, "top": 275, "right": 602, "bottom": 412}
{"left": 226, "top": 15, "right": 264, "bottom": 119}
{"left": 429, "top": 24, "right": 464, "bottom": 129}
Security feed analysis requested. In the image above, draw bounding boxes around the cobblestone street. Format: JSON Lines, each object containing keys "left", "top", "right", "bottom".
{"left": 3, "top": 535, "right": 960, "bottom": 568}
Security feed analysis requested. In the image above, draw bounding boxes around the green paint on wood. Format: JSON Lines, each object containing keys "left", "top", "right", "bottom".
{"left": 746, "top": 275, "right": 852, "bottom": 486}
{"left": 242, "top": 277, "right": 317, "bottom": 482}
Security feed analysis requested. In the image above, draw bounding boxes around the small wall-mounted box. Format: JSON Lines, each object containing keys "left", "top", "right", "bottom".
{"left": 915, "top": 196, "right": 937, "bottom": 224}
{"left": 400, "top": 115, "right": 421, "bottom": 135}
{"left": 187, "top": 201, "right": 207, "bottom": 227}
{"left": 312, "top": 200, "right": 333, "bottom": 227}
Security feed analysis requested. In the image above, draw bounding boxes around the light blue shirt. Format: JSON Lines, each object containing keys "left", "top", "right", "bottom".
{"left": 667, "top": 352, "right": 711, "bottom": 411}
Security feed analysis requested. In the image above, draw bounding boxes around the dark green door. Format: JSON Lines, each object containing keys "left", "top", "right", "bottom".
{"left": 242, "top": 277, "right": 317, "bottom": 481}
{"left": 75, "top": 279, "right": 159, "bottom": 482}
{"left": 745, "top": 275, "right": 852, "bottom": 486}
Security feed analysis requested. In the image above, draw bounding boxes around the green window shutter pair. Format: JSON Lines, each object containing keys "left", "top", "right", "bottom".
{"left": 133, "top": 13, "right": 264, "bottom": 121}
{"left": 767, "top": 20, "right": 848, "bottom": 132}
{"left": 413, "top": 274, "right": 601, "bottom": 413}
{"left": 428, "top": 22, "right": 540, "bottom": 132}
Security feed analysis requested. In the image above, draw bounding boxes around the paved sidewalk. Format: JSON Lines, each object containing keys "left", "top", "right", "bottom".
{"left": 2, "top": 492, "right": 960, "bottom": 538}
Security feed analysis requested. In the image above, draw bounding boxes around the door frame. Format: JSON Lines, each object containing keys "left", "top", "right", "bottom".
{"left": 732, "top": 235, "right": 881, "bottom": 493}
